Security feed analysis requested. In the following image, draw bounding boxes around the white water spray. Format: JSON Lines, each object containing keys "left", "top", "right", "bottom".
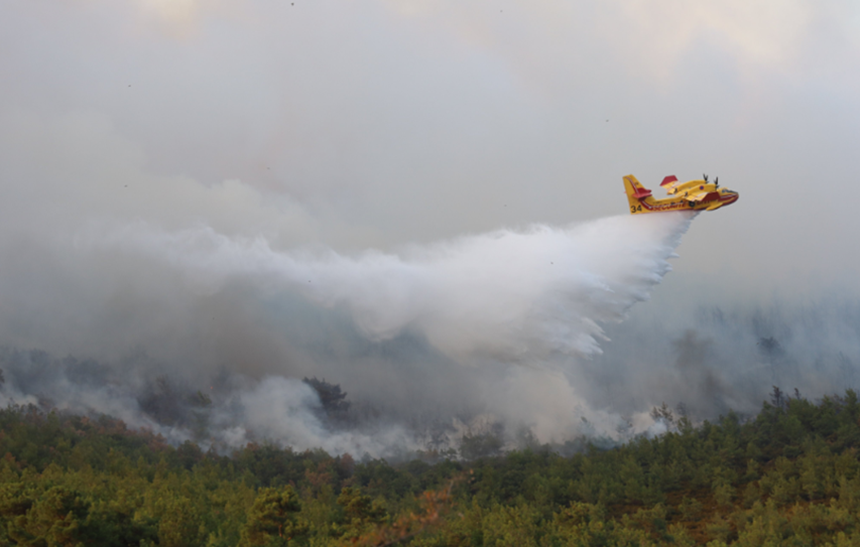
{"left": 43, "top": 211, "right": 693, "bottom": 451}
{"left": 102, "top": 212, "right": 693, "bottom": 365}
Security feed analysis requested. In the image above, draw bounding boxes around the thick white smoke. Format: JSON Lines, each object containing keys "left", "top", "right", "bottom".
{"left": 0, "top": 198, "right": 694, "bottom": 454}
{"left": 0, "top": 107, "right": 702, "bottom": 455}
{"left": 106, "top": 212, "right": 693, "bottom": 448}
{"left": 7, "top": 106, "right": 856, "bottom": 455}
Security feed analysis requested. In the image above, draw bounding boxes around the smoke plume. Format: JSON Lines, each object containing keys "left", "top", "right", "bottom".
{"left": 4, "top": 111, "right": 857, "bottom": 458}
{"left": 0, "top": 170, "right": 695, "bottom": 455}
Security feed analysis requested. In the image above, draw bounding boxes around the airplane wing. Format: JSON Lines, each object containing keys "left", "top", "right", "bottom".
{"left": 689, "top": 191, "right": 721, "bottom": 202}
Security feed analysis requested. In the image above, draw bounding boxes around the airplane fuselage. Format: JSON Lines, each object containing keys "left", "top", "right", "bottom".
{"left": 624, "top": 175, "right": 738, "bottom": 214}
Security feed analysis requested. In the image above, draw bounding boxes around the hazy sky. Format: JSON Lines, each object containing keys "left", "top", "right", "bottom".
{"left": 1, "top": 0, "right": 859, "bottom": 450}
{"left": 3, "top": 0, "right": 858, "bottom": 295}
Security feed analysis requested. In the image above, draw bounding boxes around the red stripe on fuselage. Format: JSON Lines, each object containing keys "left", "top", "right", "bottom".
{"left": 638, "top": 191, "right": 737, "bottom": 212}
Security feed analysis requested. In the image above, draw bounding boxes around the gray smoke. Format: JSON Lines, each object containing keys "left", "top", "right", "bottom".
{"left": 0, "top": 191, "right": 695, "bottom": 455}
{"left": 589, "top": 297, "right": 860, "bottom": 424}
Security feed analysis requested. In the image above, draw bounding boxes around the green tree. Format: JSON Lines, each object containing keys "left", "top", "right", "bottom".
{"left": 5, "top": 486, "right": 88, "bottom": 547}
{"left": 240, "top": 486, "right": 307, "bottom": 547}
{"left": 335, "top": 486, "right": 387, "bottom": 542}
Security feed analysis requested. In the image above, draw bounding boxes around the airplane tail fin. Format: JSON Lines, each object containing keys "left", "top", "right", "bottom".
{"left": 623, "top": 175, "right": 653, "bottom": 214}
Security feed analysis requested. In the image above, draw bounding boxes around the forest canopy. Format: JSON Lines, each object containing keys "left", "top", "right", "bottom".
{"left": 2, "top": 389, "right": 860, "bottom": 545}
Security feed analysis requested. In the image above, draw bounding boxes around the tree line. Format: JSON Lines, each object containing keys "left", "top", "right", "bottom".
{"left": 2, "top": 388, "right": 860, "bottom": 545}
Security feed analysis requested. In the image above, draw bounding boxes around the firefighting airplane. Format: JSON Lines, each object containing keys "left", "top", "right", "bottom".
{"left": 624, "top": 174, "right": 739, "bottom": 214}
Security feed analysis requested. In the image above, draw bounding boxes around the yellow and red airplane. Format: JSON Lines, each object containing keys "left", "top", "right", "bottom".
{"left": 624, "top": 174, "right": 738, "bottom": 214}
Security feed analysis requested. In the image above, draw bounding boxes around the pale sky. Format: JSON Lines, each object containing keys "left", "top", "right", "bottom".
{"left": 3, "top": 0, "right": 858, "bottom": 299}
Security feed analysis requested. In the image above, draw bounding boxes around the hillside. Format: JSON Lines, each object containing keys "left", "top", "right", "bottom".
{"left": 2, "top": 390, "right": 860, "bottom": 546}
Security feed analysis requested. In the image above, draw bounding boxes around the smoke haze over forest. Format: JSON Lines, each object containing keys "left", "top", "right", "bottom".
{"left": 1, "top": 0, "right": 859, "bottom": 456}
